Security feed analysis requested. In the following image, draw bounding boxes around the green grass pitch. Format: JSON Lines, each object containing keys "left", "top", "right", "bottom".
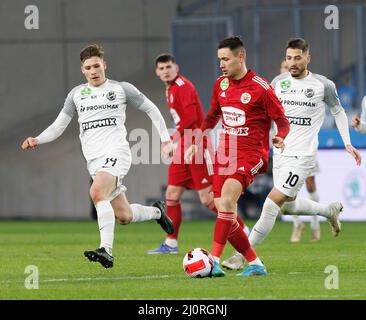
{"left": 0, "top": 219, "right": 365, "bottom": 300}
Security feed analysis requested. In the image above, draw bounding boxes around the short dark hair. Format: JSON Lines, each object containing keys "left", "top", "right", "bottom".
{"left": 80, "top": 44, "right": 104, "bottom": 63}
{"left": 217, "top": 36, "right": 245, "bottom": 52}
{"left": 155, "top": 53, "right": 176, "bottom": 66}
{"left": 285, "top": 38, "right": 309, "bottom": 53}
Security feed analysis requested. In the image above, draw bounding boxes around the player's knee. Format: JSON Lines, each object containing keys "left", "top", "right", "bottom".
{"left": 219, "top": 196, "right": 236, "bottom": 211}
{"left": 89, "top": 187, "right": 106, "bottom": 203}
{"left": 166, "top": 189, "right": 181, "bottom": 201}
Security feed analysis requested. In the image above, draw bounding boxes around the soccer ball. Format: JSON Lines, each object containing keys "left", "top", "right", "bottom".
{"left": 182, "top": 248, "right": 214, "bottom": 278}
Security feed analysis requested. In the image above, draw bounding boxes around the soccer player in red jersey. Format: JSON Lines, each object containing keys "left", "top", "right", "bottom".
{"left": 148, "top": 53, "right": 250, "bottom": 254}
{"left": 186, "top": 36, "right": 290, "bottom": 276}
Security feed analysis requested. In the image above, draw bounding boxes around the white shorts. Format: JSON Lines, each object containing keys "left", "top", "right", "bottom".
{"left": 87, "top": 148, "right": 132, "bottom": 201}
{"left": 308, "top": 158, "right": 320, "bottom": 177}
{"left": 273, "top": 154, "right": 318, "bottom": 197}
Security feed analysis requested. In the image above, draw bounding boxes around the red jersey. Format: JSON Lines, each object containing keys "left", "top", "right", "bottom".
{"left": 201, "top": 70, "right": 289, "bottom": 159}
{"left": 167, "top": 75, "right": 205, "bottom": 144}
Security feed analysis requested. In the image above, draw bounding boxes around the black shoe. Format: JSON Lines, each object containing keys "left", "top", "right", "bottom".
{"left": 84, "top": 247, "right": 114, "bottom": 269}
{"left": 153, "top": 200, "right": 174, "bottom": 235}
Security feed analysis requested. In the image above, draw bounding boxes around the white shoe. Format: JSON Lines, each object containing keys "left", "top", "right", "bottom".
{"left": 222, "top": 252, "right": 245, "bottom": 270}
{"left": 310, "top": 228, "right": 321, "bottom": 242}
{"left": 328, "top": 202, "right": 343, "bottom": 237}
{"left": 290, "top": 222, "right": 306, "bottom": 243}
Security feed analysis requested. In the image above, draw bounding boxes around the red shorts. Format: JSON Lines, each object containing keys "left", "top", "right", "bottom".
{"left": 212, "top": 151, "right": 268, "bottom": 198}
{"left": 168, "top": 146, "right": 214, "bottom": 190}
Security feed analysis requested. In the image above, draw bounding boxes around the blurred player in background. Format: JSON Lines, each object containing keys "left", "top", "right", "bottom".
{"left": 223, "top": 37, "right": 361, "bottom": 270}
{"left": 351, "top": 95, "right": 366, "bottom": 133}
{"left": 149, "top": 53, "right": 250, "bottom": 254}
{"left": 281, "top": 58, "right": 322, "bottom": 243}
{"left": 186, "top": 36, "right": 290, "bottom": 277}
{"left": 21, "top": 44, "right": 174, "bottom": 269}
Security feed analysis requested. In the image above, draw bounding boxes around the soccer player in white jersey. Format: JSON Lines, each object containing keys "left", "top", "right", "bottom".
{"left": 21, "top": 44, "right": 175, "bottom": 269}
{"left": 351, "top": 95, "right": 366, "bottom": 133}
{"left": 222, "top": 38, "right": 362, "bottom": 270}
{"left": 281, "top": 59, "right": 322, "bottom": 243}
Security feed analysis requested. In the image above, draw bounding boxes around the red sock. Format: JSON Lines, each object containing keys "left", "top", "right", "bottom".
{"left": 228, "top": 221, "right": 257, "bottom": 262}
{"left": 208, "top": 201, "right": 245, "bottom": 229}
{"left": 165, "top": 199, "right": 182, "bottom": 240}
{"left": 211, "top": 211, "right": 235, "bottom": 258}
{"left": 236, "top": 214, "right": 244, "bottom": 229}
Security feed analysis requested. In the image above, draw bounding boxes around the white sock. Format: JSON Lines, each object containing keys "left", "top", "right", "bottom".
{"left": 281, "top": 198, "right": 331, "bottom": 218}
{"left": 292, "top": 215, "right": 303, "bottom": 228}
{"left": 308, "top": 191, "right": 320, "bottom": 230}
{"left": 130, "top": 204, "right": 161, "bottom": 222}
{"left": 96, "top": 200, "right": 115, "bottom": 255}
{"left": 248, "top": 257, "right": 264, "bottom": 266}
{"left": 213, "top": 256, "right": 220, "bottom": 263}
{"left": 308, "top": 190, "right": 319, "bottom": 202}
{"left": 310, "top": 215, "right": 320, "bottom": 230}
{"left": 165, "top": 238, "right": 178, "bottom": 247}
{"left": 249, "top": 198, "right": 280, "bottom": 248}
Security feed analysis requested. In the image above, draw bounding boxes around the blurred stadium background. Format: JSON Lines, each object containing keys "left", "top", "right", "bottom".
{"left": 1, "top": 0, "right": 366, "bottom": 221}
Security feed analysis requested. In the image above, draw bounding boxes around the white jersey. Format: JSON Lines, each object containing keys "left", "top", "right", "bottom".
{"left": 60, "top": 79, "right": 168, "bottom": 161}
{"left": 271, "top": 71, "right": 343, "bottom": 156}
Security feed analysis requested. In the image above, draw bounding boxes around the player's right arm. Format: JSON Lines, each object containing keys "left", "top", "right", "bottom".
{"left": 352, "top": 96, "right": 366, "bottom": 133}
{"left": 21, "top": 89, "right": 76, "bottom": 150}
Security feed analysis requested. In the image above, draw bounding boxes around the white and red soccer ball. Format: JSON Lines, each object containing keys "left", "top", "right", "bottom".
{"left": 183, "top": 248, "right": 214, "bottom": 278}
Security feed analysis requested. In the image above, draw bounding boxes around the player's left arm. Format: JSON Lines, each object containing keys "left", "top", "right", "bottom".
{"left": 325, "top": 80, "right": 362, "bottom": 166}
{"left": 121, "top": 82, "right": 173, "bottom": 158}
{"left": 264, "top": 87, "right": 290, "bottom": 153}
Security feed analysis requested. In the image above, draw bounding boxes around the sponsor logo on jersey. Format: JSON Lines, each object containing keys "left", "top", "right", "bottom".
{"left": 240, "top": 92, "right": 251, "bottom": 104}
{"left": 80, "top": 104, "right": 119, "bottom": 112}
{"left": 280, "top": 80, "right": 291, "bottom": 90}
{"left": 287, "top": 116, "right": 312, "bottom": 126}
{"left": 304, "top": 88, "right": 314, "bottom": 98}
{"left": 222, "top": 124, "right": 249, "bottom": 136}
{"left": 106, "top": 91, "right": 116, "bottom": 101}
{"left": 81, "top": 117, "right": 117, "bottom": 131}
{"left": 222, "top": 107, "right": 246, "bottom": 126}
{"left": 81, "top": 87, "right": 92, "bottom": 96}
{"left": 281, "top": 99, "right": 316, "bottom": 107}
{"left": 220, "top": 78, "right": 229, "bottom": 90}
